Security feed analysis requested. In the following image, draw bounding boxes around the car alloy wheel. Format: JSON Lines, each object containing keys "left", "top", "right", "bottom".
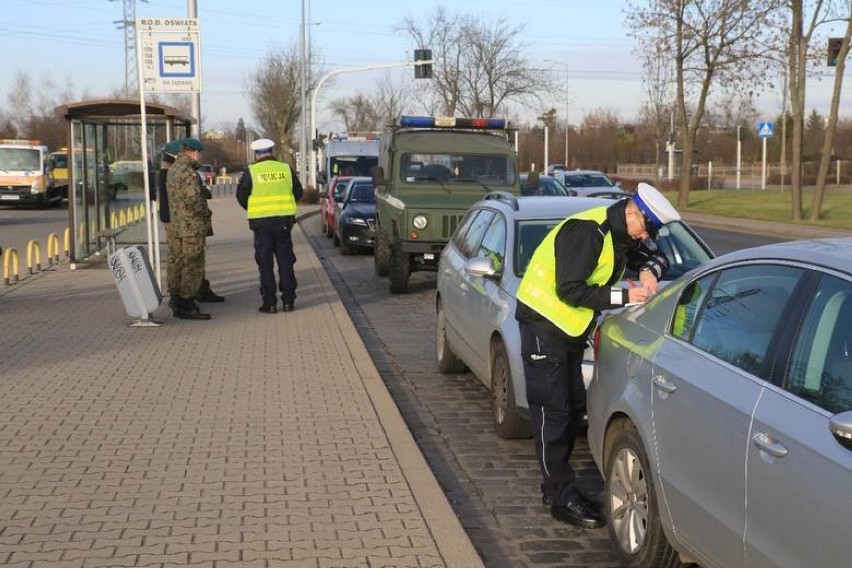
{"left": 605, "top": 424, "right": 681, "bottom": 568}
{"left": 435, "top": 299, "right": 466, "bottom": 374}
{"left": 490, "top": 340, "right": 530, "bottom": 440}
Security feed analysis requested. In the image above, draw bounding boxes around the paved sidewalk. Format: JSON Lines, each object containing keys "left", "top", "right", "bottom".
{"left": 0, "top": 197, "right": 483, "bottom": 567}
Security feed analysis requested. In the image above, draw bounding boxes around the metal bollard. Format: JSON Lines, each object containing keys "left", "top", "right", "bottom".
{"left": 3, "top": 247, "right": 19, "bottom": 284}
{"left": 46, "top": 233, "right": 60, "bottom": 265}
{"left": 26, "top": 239, "right": 42, "bottom": 274}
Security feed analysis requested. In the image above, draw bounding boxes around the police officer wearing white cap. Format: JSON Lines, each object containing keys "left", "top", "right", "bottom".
{"left": 515, "top": 182, "right": 679, "bottom": 529}
{"left": 236, "top": 138, "right": 304, "bottom": 313}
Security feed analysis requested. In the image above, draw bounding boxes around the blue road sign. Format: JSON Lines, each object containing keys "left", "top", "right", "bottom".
{"left": 758, "top": 121, "right": 775, "bottom": 138}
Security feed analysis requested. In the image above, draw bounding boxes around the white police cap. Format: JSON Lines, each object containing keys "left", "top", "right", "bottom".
{"left": 250, "top": 138, "right": 275, "bottom": 152}
{"left": 633, "top": 182, "right": 680, "bottom": 230}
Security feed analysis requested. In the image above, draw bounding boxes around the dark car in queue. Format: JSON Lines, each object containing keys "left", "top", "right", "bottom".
{"left": 435, "top": 193, "right": 714, "bottom": 439}
{"left": 588, "top": 238, "right": 852, "bottom": 568}
{"left": 321, "top": 175, "right": 352, "bottom": 237}
{"left": 333, "top": 176, "right": 376, "bottom": 255}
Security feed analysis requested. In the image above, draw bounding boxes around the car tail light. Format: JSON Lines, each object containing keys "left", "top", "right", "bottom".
{"left": 592, "top": 327, "right": 601, "bottom": 359}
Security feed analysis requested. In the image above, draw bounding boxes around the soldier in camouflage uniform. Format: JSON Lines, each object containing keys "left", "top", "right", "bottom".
{"left": 156, "top": 139, "right": 224, "bottom": 308}
{"left": 165, "top": 137, "right": 214, "bottom": 320}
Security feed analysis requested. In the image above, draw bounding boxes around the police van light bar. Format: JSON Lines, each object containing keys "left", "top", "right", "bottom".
{"left": 399, "top": 116, "right": 507, "bottom": 130}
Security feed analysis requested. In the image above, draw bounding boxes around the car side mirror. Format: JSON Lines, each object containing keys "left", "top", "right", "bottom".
{"left": 465, "top": 256, "right": 502, "bottom": 281}
{"left": 371, "top": 165, "right": 386, "bottom": 186}
{"left": 829, "top": 410, "right": 852, "bottom": 451}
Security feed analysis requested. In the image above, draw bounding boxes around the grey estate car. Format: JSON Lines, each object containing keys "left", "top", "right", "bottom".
{"left": 436, "top": 193, "right": 714, "bottom": 439}
{"left": 588, "top": 238, "right": 852, "bottom": 568}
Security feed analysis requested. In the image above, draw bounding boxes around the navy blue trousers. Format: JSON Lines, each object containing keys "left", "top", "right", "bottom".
{"left": 253, "top": 223, "right": 297, "bottom": 305}
{"left": 520, "top": 321, "right": 587, "bottom": 507}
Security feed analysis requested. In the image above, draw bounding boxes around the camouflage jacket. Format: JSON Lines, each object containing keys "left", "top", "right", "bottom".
{"left": 166, "top": 154, "right": 213, "bottom": 238}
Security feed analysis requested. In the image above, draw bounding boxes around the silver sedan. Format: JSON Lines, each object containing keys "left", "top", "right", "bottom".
{"left": 588, "top": 237, "right": 852, "bottom": 568}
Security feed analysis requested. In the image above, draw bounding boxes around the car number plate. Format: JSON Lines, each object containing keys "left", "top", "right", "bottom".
{"left": 423, "top": 253, "right": 435, "bottom": 260}
{"left": 0, "top": 195, "right": 19, "bottom": 201}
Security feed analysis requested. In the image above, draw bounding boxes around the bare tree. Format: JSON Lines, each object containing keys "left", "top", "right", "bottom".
{"left": 329, "top": 94, "right": 381, "bottom": 133}
{"left": 626, "top": 0, "right": 784, "bottom": 208}
{"left": 786, "top": 0, "right": 836, "bottom": 219}
{"left": 638, "top": 43, "right": 676, "bottom": 179}
{"left": 812, "top": 3, "right": 852, "bottom": 220}
{"left": 398, "top": 6, "right": 555, "bottom": 117}
{"left": 245, "top": 44, "right": 303, "bottom": 154}
{"left": 372, "top": 73, "right": 411, "bottom": 127}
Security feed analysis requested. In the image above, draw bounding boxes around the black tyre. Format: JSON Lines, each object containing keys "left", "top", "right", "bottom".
{"left": 490, "top": 341, "right": 531, "bottom": 439}
{"left": 388, "top": 241, "right": 410, "bottom": 294}
{"left": 605, "top": 424, "right": 683, "bottom": 568}
{"left": 374, "top": 228, "right": 389, "bottom": 277}
{"left": 339, "top": 229, "right": 353, "bottom": 256}
{"left": 436, "top": 299, "right": 467, "bottom": 374}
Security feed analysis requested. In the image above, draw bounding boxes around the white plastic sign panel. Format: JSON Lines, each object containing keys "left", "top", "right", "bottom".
{"left": 137, "top": 18, "right": 201, "bottom": 93}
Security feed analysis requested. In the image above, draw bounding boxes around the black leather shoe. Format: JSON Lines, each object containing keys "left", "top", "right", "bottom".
{"left": 282, "top": 303, "right": 295, "bottom": 312}
{"left": 175, "top": 299, "right": 212, "bottom": 320}
{"left": 197, "top": 289, "right": 225, "bottom": 302}
{"left": 551, "top": 499, "right": 606, "bottom": 529}
{"left": 258, "top": 303, "right": 278, "bottom": 314}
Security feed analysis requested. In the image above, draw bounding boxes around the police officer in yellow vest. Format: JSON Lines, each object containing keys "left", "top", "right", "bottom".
{"left": 236, "top": 138, "right": 303, "bottom": 314}
{"left": 516, "top": 182, "right": 679, "bottom": 529}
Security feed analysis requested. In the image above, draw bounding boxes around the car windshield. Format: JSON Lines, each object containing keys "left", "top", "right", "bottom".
{"left": 0, "top": 148, "right": 41, "bottom": 171}
{"left": 330, "top": 156, "right": 377, "bottom": 177}
{"left": 347, "top": 183, "right": 375, "bottom": 203}
{"left": 50, "top": 154, "right": 68, "bottom": 168}
{"left": 514, "top": 219, "right": 712, "bottom": 278}
{"left": 563, "top": 173, "right": 615, "bottom": 188}
{"left": 400, "top": 152, "right": 516, "bottom": 186}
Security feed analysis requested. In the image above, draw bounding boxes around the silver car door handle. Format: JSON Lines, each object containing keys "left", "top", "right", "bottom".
{"left": 652, "top": 375, "right": 677, "bottom": 394}
{"left": 752, "top": 432, "right": 788, "bottom": 458}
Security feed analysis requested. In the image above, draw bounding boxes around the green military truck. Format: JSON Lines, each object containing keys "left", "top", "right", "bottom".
{"left": 373, "top": 116, "right": 521, "bottom": 293}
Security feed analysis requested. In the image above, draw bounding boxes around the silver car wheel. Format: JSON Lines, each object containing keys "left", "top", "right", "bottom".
{"left": 609, "top": 446, "right": 649, "bottom": 555}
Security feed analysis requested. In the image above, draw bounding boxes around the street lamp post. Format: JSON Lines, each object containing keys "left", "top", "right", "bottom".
{"left": 308, "top": 58, "right": 433, "bottom": 189}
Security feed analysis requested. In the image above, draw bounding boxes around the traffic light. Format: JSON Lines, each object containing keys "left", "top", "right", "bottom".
{"left": 414, "top": 49, "right": 432, "bottom": 79}
{"left": 828, "top": 37, "right": 843, "bottom": 67}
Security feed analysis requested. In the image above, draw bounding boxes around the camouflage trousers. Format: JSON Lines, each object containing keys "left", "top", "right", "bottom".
{"left": 165, "top": 224, "right": 207, "bottom": 298}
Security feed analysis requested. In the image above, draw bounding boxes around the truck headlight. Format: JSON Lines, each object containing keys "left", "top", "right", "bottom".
{"left": 412, "top": 215, "right": 428, "bottom": 230}
{"left": 31, "top": 179, "right": 42, "bottom": 193}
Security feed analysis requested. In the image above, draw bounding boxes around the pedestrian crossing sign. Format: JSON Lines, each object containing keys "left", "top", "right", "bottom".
{"left": 758, "top": 121, "right": 775, "bottom": 138}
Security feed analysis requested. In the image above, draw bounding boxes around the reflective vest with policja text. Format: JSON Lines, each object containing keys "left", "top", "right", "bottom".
{"left": 517, "top": 206, "right": 618, "bottom": 338}
{"left": 246, "top": 160, "right": 297, "bottom": 219}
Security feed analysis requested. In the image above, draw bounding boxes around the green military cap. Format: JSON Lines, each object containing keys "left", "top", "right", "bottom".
{"left": 164, "top": 139, "right": 182, "bottom": 155}
{"left": 181, "top": 137, "right": 204, "bottom": 151}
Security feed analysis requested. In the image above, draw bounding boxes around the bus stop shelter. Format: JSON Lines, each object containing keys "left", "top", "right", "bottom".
{"left": 55, "top": 99, "right": 193, "bottom": 265}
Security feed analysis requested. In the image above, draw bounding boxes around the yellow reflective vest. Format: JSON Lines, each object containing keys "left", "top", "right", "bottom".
{"left": 517, "top": 206, "right": 617, "bottom": 338}
{"left": 247, "top": 160, "right": 297, "bottom": 219}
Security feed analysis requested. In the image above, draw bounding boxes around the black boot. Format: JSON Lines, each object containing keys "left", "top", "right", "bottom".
{"left": 174, "top": 298, "right": 212, "bottom": 320}
{"left": 197, "top": 279, "right": 225, "bottom": 302}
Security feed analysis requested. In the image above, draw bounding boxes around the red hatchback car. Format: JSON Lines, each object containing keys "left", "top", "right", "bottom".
{"left": 321, "top": 176, "right": 352, "bottom": 237}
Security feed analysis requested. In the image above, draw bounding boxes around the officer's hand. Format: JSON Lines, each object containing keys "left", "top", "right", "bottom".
{"left": 628, "top": 287, "right": 650, "bottom": 304}
{"left": 639, "top": 269, "right": 659, "bottom": 294}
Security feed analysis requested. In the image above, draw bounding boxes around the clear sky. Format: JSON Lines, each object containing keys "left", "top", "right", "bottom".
{"left": 1, "top": 0, "right": 847, "bottom": 135}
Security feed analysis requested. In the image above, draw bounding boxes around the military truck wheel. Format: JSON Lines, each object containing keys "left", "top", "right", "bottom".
{"left": 374, "top": 230, "right": 390, "bottom": 277}
{"left": 388, "top": 241, "right": 411, "bottom": 294}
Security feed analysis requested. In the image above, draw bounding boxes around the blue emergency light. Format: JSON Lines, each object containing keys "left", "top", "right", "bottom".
{"left": 399, "top": 116, "right": 507, "bottom": 129}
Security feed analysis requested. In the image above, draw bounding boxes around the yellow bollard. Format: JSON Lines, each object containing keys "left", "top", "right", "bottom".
{"left": 119, "top": 209, "right": 127, "bottom": 226}
{"left": 137, "top": 203, "right": 144, "bottom": 220}
{"left": 46, "top": 233, "right": 60, "bottom": 265}
{"left": 26, "top": 239, "right": 42, "bottom": 274}
{"left": 64, "top": 227, "right": 71, "bottom": 256}
{"left": 111, "top": 211, "right": 118, "bottom": 227}
{"left": 78, "top": 223, "right": 85, "bottom": 246}
{"left": 3, "top": 247, "right": 19, "bottom": 284}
